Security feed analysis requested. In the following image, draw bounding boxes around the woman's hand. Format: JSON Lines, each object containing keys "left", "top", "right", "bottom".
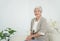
{"left": 25, "top": 32, "right": 40, "bottom": 41}
{"left": 25, "top": 35, "right": 34, "bottom": 41}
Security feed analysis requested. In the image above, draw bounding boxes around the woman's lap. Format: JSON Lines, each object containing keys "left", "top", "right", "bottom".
{"left": 29, "top": 39, "right": 44, "bottom": 41}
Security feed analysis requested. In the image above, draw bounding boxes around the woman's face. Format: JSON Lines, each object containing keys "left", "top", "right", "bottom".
{"left": 34, "top": 8, "right": 41, "bottom": 18}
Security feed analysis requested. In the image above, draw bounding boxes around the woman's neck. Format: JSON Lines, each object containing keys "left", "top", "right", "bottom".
{"left": 36, "top": 16, "right": 41, "bottom": 21}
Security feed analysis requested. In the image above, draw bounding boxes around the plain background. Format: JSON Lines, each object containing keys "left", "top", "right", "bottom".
{"left": 0, "top": 0, "right": 60, "bottom": 41}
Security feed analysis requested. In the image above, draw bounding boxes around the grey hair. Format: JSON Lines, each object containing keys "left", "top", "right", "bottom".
{"left": 34, "top": 6, "right": 42, "bottom": 13}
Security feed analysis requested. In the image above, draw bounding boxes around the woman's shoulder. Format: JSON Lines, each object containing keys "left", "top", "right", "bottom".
{"left": 41, "top": 17, "right": 46, "bottom": 20}
{"left": 31, "top": 18, "right": 35, "bottom": 21}
{"left": 31, "top": 17, "right": 47, "bottom": 22}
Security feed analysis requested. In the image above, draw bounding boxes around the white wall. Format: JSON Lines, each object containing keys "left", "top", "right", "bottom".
{"left": 0, "top": 0, "right": 60, "bottom": 41}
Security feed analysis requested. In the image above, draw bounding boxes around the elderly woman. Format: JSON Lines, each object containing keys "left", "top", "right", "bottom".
{"left": 26, "top": 6, "right": 49, "bottom": 41}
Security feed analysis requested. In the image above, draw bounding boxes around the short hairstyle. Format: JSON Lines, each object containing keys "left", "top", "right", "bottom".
{"left": 34, "top": 6, "right": 42, "bottom": 13}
